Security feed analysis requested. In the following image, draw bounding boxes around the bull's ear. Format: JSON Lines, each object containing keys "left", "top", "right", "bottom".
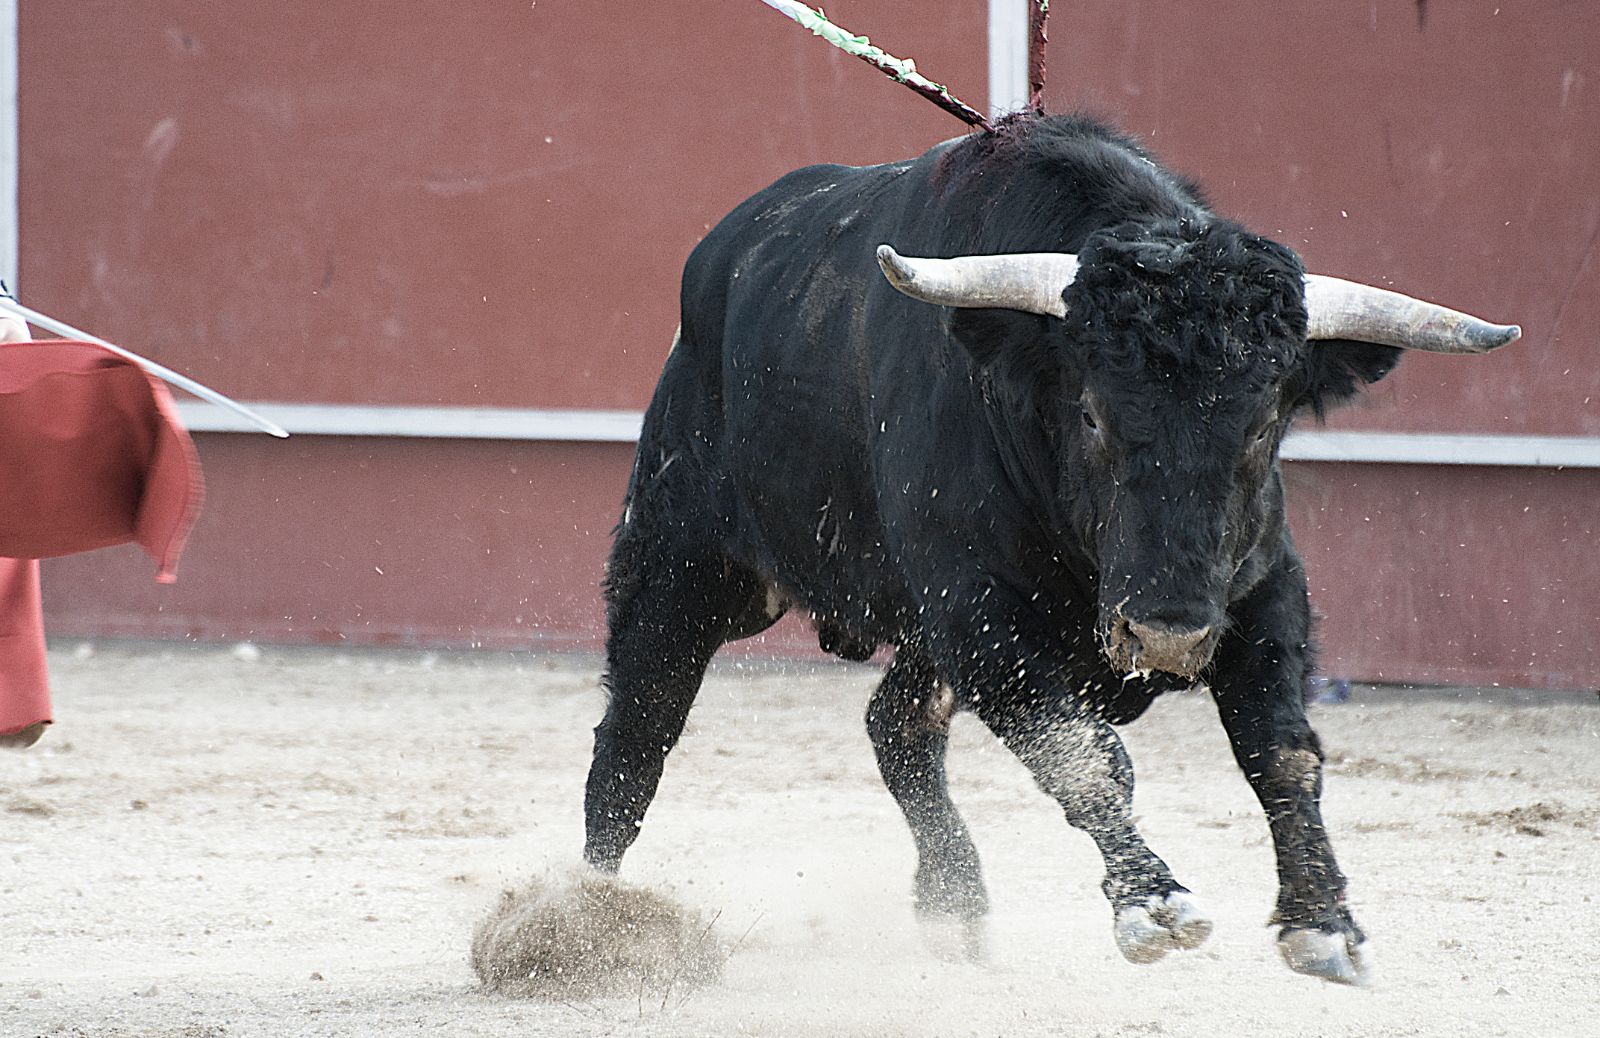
{"left": 1299, "top": 339, "right": 1403, "bottom": 418}
{"left": 946, "top": 306, "right": 1054, "bottom": 374}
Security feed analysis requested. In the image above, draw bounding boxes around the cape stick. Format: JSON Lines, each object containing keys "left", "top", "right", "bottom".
{"left": 758, "top": 0, "right": 991, "bottom": 130}
{"left": 0, "top": 295, "right": 290, "bottom": 438}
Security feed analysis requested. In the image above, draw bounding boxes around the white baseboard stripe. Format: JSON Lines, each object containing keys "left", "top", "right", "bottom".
{"left": 988, "top": 0, "right": 1029, "bottom": 118}
{"left": 1, "top": 0, "right": 18, "bottom": 288}
{"left": 1277, "top": 430, "right": 1600, "bottom": 468}
{"left": 175, "top": 401, "right": 645, "bottom": 442}
{"left": 173, "top": 401, "right": 1600, "bottom": 468}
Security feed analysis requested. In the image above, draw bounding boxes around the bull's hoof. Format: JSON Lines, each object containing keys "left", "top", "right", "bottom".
{"left": 918, "top": 913, "right": 988, "bottom": 964}
{"left": 1113, "top": 891, "right": 1213, "bottom": 964}
{"left": 1278, "top": 927, "right": 1371, "bottom": 986}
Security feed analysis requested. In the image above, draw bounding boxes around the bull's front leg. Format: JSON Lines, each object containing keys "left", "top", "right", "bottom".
{"left": 1211, "top": 558, "right": 1368, "bottom": 985}
{"left": 939, "top": 637, "right": 1213, "bottom": 965}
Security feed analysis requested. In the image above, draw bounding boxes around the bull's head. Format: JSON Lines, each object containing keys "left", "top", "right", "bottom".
{"left": 877, "top": 222, "right": 1519, "bottom": 679}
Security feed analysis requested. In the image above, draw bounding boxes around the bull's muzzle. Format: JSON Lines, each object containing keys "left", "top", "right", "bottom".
{"left": 1106, "top": 616, "right": 1216, "bottom": 679}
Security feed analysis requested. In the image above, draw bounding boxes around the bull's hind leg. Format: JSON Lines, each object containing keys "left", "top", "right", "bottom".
{"left": 582, "top": 518, "right": 773, "bottom": 871}
{"left": 866, "top": 648, "right": 988, "bottom": 958}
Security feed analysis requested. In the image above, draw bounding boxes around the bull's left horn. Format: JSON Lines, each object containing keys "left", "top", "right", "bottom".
{"left": 876, "top": 245, "right": 1079, "bottom": 319}
{"left": 1304, "top": 275, "right": 1521, "bottom": 354}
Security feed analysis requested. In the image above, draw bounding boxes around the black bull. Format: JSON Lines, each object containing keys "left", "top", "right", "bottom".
{"left": 579, "top": 115, "right": 1517, "bottom": 985}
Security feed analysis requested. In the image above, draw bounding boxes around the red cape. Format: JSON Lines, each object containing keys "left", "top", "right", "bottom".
{"left": 1, "top": 338, "right": 203, "bottom": 737}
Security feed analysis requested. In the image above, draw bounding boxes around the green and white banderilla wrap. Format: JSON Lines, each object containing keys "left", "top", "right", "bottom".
{"left": 758, "top": 0, "right": 991, "bottom": 130}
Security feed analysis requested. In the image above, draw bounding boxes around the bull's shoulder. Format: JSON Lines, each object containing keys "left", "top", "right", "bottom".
{"left": 694, "top": 160, "right": 908, "bottom": 263}
{"left": 680, "top": 158, "right": 918, "bottom": 336}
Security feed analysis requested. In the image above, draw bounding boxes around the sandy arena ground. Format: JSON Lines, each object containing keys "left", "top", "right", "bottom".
{"left": 2, "top": 643, "right": 1596, "bottom": 1037}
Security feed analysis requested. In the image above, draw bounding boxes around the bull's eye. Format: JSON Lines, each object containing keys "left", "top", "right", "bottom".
{"left": 1081, "top": 409, "right": 1099, "bottom": 432}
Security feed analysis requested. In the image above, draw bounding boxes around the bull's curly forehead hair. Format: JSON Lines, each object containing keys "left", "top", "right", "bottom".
{"left": 1067, "top": 219, "right": 1309, "bottom": 381}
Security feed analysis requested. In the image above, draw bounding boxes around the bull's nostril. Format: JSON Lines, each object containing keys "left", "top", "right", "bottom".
{"left": 1126, "top": 621, "right": 1212, "bottom": 661}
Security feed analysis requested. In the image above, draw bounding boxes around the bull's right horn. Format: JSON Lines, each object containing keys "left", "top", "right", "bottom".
{"left": 876, "top": 245, "right": 1080, "bottom": 319}
{"left": 1304, "top": 275, "right": 1521, "bottom": 354}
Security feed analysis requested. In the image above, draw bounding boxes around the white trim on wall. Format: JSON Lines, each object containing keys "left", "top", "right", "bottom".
{"left": 173, "top": 400, "right": 1600, "bottom": 469}
{"left": 0, "top": 0, "right": 17, "bottom": 289}
{"left": 1277, "top": 431, "right": 1600, "bottom": 469}
{"left": 175, "top": 401, "right": 646, "bottom": 442}
{"left": 987, "top": 0, "right": 1029, "bottom": 118}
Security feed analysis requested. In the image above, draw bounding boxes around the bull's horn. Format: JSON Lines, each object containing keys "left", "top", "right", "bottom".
{"left": 1304, "top": 275, "right": 1521, "bottom": 354}
{"left": 876, "top": 245, "right": 1079, "bottom": 319}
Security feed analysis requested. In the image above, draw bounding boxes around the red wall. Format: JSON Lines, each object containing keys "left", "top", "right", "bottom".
{"left": 1044, "top": 0, "right": 1598, "bottom": 438}
{"left": 19, "top": 0, "right": 984, "bottom": 409}
{"left": 24, "top": 0, "right": 985, "bottom": 654}
{"left": 1287, "top": 464, "right": 1597, "bottom": 689}
{"left": 39, "top": 436, "right": 631, "bottom": 650}
{"left": 21, "top": 2, "right": 1600, "bottom": 687}
{"left": 1037, "top": 1, "right": 1598, "bottom": 688}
